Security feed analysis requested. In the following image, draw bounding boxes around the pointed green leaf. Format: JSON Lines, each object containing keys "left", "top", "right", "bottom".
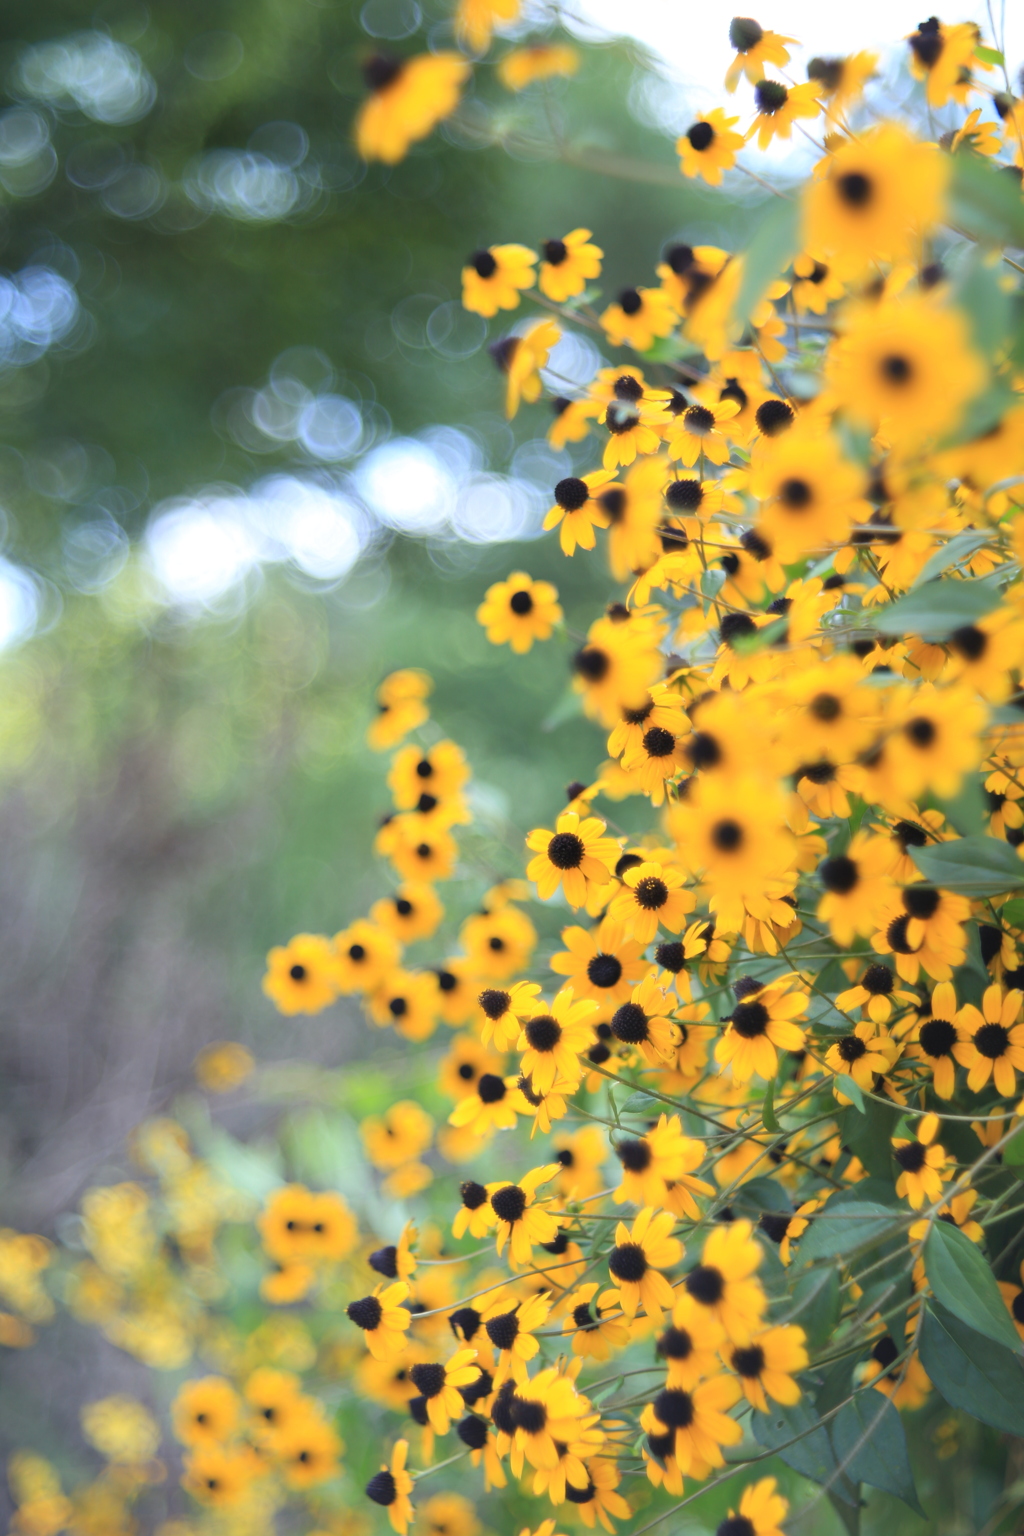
{"left": 796, "top": 1201, "right": 899, "bottom": 1265}
{"left": 762, "top": 1079, "right": 780, "bottom": 1132}
{"left": 832, "top": 1394, "right": 924, "bottom": 1516}
{"left": 836, "top": 1074, "right": 865, "bottom": 1112}
{"left": 920, "top": 1303, "right": 1024, "bottom": 1435}
{"left": 910, "top": 835, "right": 1024, "bottom": 897}
{"left": 925, "top": 1218, "right": 1023, "bottom": 1352}
{"left": 869, "top": 576, "right": 1001, "bottom": 638}
{"left": 912, "top": 531, "right": 990, "bottom": 587}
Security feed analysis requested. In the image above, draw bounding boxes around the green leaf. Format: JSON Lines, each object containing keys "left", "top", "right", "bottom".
{"left": 949, "top": 149, "right": 1024, "bottom": 248}
{"left": 974, "top": 44, "right": 1005, "bottom": 65}
{"left": 912, "top": 531, "right": 991, "bottom": 587}
{"left": 936, "top": 773, "right": 987, "bottom": 838}
{"left": 790, "top": 1266, "right": 841, "bottom": 1350}
{"left": 1003, "top": 1123, "right": 1024, "bottom": 1173}
{"left": 617, "top": 1090, "right": 663, "bottom": 1117}
{"left": 954, "top": 251, "right": 1011, "bottom": 360}
{"left": 840, "top": 1097, "right": 900, "bottom": 1180}
{"left": 832, "top": 1394, "right": 924, "bottom": 1516}
{"left": 796, "top": 1201, "right": 899, "bottom": 1265}
{"left": 1001, "top": 897, "right": 1024, "bottom": 927}
{"left": 751, "top": 1402, "right": 853, "bottom": 1500}
{"left": 910, "top": 835, "right": 1024, "bottom": 897}
{"left": 925, "top": 1218, "right": 1024, "bottom": 1352}
{"left": 733, "top": 196, "right": 800, "bottom": 327}
{"left": 836, "top": 1073, "right": 865, "bottom": 1112}
{"left": 920, "top": 1302, "right": 1024, "bottom": 1435}
{"left": 762, "top": 1079, "right": 780, "bottom": 1132}
{"left": 869, "top": 576, "right": 1002, "bottom": 638}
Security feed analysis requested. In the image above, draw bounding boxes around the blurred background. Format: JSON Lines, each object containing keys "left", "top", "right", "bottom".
{"left": 1, "top": 0, "right": 1022, "bottom": 1524}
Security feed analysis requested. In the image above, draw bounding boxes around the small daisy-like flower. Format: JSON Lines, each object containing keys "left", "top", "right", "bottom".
{"left": 494, "top": 317, "right": 561, "bottom": 419}
{"left": 729, "top": 1324, "right": 808, "bottom": 1413}
{"left": 683, "top": 1218, "right": 767, "bottom": 1346}
{"left": 716, "top": 1478, "right": 789, "bottom": 1536}
{"left": 461, "top": 244, "right": 537, "bottom": 317}
{"left": 805, "top": 124, "right": 947, "bottom": 272}
{"left": 452, "top": 1179, "right": 497, "bottom": 1240}
{"left": 368, "top": 668, "right": 432, "bottom": 750}
{"left": 658, "top": 394, "right": 740, "bottom": 467}
{"left": 356, "top": 53, "right": 469, "bottom": 164}
{"left": 676, "top": 109, "right": 745, "bottom": 185}
{"left": 371, "top": 883, "right": 445, "bottom": 943}
{"left": 835, "top": 961, "right": 915, "bottom": 1025}
{"left": 333, "top": 919, "right": 402, "bottom": 994}
{"left": 477, "top": 572, "right": 563, "bottom": 653}
{"left": 715, "top": 974, "right": 807, "bottom": 1083}
{"left": 607, "top": 1206, "right": 683, "bottom": 1320}
{"left": 550, "top": 915, "right": 648, "bottom": 1004}
{"left": 488, "top": 1164, "right": 561, "bottom": 1266}
{"left": 608, "top": 974, "right": 680, "bottom": 1066}
{"left": 600, "top": 286, "right": 677, "bottom": 352}
{"left": 543, "top": 471, "right": 618, "bottom": 555}
{"left": 454, "top": 0, "right": 519, "bottom": 54}
{"left": 172, "top": 1377, "right": 241, "bottom": 1446}
{"left": 902, "top": 980, "right": 969, "bottom": 1099}
{"left": 365, "top": 1440, "right": 415, "bottom": 1534}
{"left": 449, "top": 1071, "right": 521, "bottom": 1136}
{"left": 563, "top": 1457, "right": 631, "bottom": 1531}
{"left": 790, "top": 252, "right": 846, "bottom": 315}
{"left": 182, "top": 1443, "right": 261, "bottom": 1507}
{"left": 657, "top": 1291, "right": 726, "bottom": 1389}
{"left": 508, "top": 1366, "right": 591, "bottom": 1473}
{"left": 526, "top": 809, "right": 620, "bottom": 907}
{"left": 746, "top": 78, "right": 822, "bottom": 149}
{"left": 953, "top": 983, "right": 1024, "bottom": 1096}
{"left": 816, "top": 832, "right": 896, "bottom": 948}
{"left": 562, "top": 1283, "right": 631, "bottom": 1361}
{"left": 823, "top": 1024, "right": 898, "bottom": 1100}
{"left": 497, "top": 44, "right": 579, "bottom": 91}
{"left": 516, "top": 987, "right": 599, "bottom": 1093}
{"left": 477, "top": 980, "right": 544, "bottom": 1050}
{"left": 599, "top": 398, "right": 663, "bottom": 472}
{"left": 409, "top": 1350, "right": 481, "bottom": 1435}
{"left": 614, "top": 1113, "right": 712, "bottom": 1215}
{"left": 609, "top": 860, "right": 695, "bottom": 944}
{"left": 806, "top": 50, "right": 877, "bottom": 115}
{"left": 725, "top": 17, "right": 797, "bottom": 90}
{"left": 892, "top": 1113, "right": 951, "bottom": 1209}
{"left": 860, "top": 1335, "right": 932, "bottom": 1410}
{"left": 263, "top": 934, "right": 338, "bottom": 1016}
{"left": 368, "top": 970, "right": 440, "bottom": 1042}
{"left": 277, "top": 1409, "right": 343, "bottom": 1488}
{"left": 539, "top": 229, "right": 603, "bottom": 302}
{"left": 639, "top": 1375, "right": 742, "bottom": 1475}
{"left": 482, "top": 1290, "right": 552, "bottom": 1385}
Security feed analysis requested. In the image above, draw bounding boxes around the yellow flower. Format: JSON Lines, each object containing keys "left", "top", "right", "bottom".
{"left": 449, "top": 1071, "right": 521, "bottom": 1136}
{"left": 498, "top": 45, "right": 579, "bottom": 91}
{"left": 543, "top": 470, "right": 618, "bottom": 555}
{"left": 550, "top": 915, "right": 648, "bottom": 1004}
{"left": 725, "top": 18, "right": 796, "bottom": 90}
{"left": 607, "top": 1206, "right": 683, "bottom": 1320}
{"left": 454, "top": 0, "right": 519, "bottom": 54}
{"left": 748, "top": 427, "right": 870, "bottom": 562}
{"left": 746, "top": 79, "right": 822, "bottom": 150}
{"left": 356, "top": 54, "right": 469, "bottom": 164}
{"left": 600, "top": 286, "right": 677, "bottom": 352}
{"left": 365, "top": 1440, "right": 414, "bottom": 1535}
{"left": 368, "top": 970, "right": 441, "bottom": 1042}
{"left": 482, "top": 1289, "right": 552, "bottom": 1383}
{"left": 677, "top": 110, "right": 744, "bottom": 185}
{"left": 639, "top": 1374, "right": 742, "bottom": 1474}
{"left": 368, "top": 668, "right": 432, "bottom": 750}
{"left": 487, "top": 1164, "right": 561, "bottom": 1266}
{"left": 193, "top": 1041, "right": 254, "bottom": 1093}
{"left": 682, "top": 1218, "right": 767, "bottom": 1345}
{"left": 409, "top": 1349, "right": 482, "bottom": 1434}
{"left": 609, "top": 860, "right": 695, "bottom": 945}
{"left": 262, "top": 933, "right": 337, "bottom": 1016}
{"left": 804, "top": 125, "right": 947, "bottom": 273}
{"left": 953, "top": 982, "right": 1024, "bottom": 1096}
{"left": 715, "top": 974, "right": 807, "bottom": 1082}
{"left": 477, "top": 571, "right": 562, "bottom": 653}
{"left": 517, "top": 986, "right": 599, "bottom": 1092}
{"left": 388, "top": 739, "right": 469, "bottom": 812}
{"left": 722, "top": 1478, "right": 790, "bottom": 1536}
{"left": 182, "top": 1443, "right": 262, "bottom": 1507}
{"left": 81, "top": 1395, "right": 160, "bottom": 1463}
{"left": 892, "top": 1113, "right": 951, "bottom": 1208}
{"left": 659, "top": 395, "right": 740, "bottom": 468}
{"left": 539, "top": 229, "right": 602, "bottom": 302}
{"left": 613, "top": 1113, "right": 713, "bottom": 1216}
{"left": 462, "top": 244, "right": 536, "bottom": 317}
{"left": 526, "top": 809, "right": 619, "bottom": 907}
{"left": 361, "top": 1101, "right": 434, "bottom": 1170}
{"left": 497, "top": 317, "right": 560, "bottom": 418}
{"left": 562, "top": 1282, "right": 632, "bottom": 1360}
{"left": 277, "top": 1407, "right": 343, "bottom": 1487}
{"left": 172, "top": 1377, "right": 241, "bottom": 1447}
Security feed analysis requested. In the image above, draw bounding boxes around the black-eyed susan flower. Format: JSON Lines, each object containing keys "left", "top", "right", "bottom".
{"left": 376, "top": 813, "right": 459, "bottom": 883}
{"left": 716, "top": 1478, "right": 789, "bottom": 1536}
{"left": 725, "top": 17, "right": 796, "bottom": 90}
{"left": 669, "top": 773, "right": 796, "bottom": 935}
{"left": 550, "top": 915, "right": 647, "bottom": 1005}
{"left": 462, "top": 903, "right": 537, "bottom": 980}
{"left": 600, "top": 287, "right": 676, "bottom": 353}
{"left": 408, "top": 1351, "right": 481, "bottom": 1435}
{"left": 368, "top": 970, "right": 440, "bottom": 1042}
{"left": 488, "top": 1164, "right": 561, "bottom": 1266}
{"left": 361, "top": 1101, "right": 434, "bottom": 1172}
{"left": 639, "top": 1374, "right": 742, "bottom": 1474}
{"left": 481, "top": 1290, "right": 551, "bottom": 1384}
{"left": 365, "top": 1439, "right": 414, "bottom": 1534}
{"left": 835, "top": 962, "right": 915, "bottom": 1025}
{"left": 683, "top": 1219, "right": 767, "bottom": 1345}
{"left": 872, "top": 884, "right": 970, "bottom": 984}
{"left": 805, "top": 124, "right": 947, "bottom": 272}
{"left": 677, "top": 110, "right": 744, "bottom": 185}
{"left": 860, "top": 1333, "right": 931, "bottom": 1408}
{"left": 371, "top": 883, "right": 445, "bottom": 944}
{"left": 454, "top": 0, "right": 519, "bottom": 53}
{"left": 893, "top": 1113, "right": 951, "bottom": 1208}
{"left": 563, "top": 1457, "right": 631, "bottom": 1531}
{"left": 607, "top": 681, "right": 688, "bottom": 764}
{"left": 262, "top": 934, "right": 338, "bottom": 1016}
{"left": 746, "top": 79, "right": 822, "bottom": 149}
{"left": 516, "top": 987, "right": 598, "bottom": 1093}
{"left": 614, "top": 1113, "right": 712, "bottom": 1215}
{"left": 368, "top": 668, "right": 432, "bottom": 750}
{"left": 277, "top": 1408, "right": 343, "bottom": 1487}
{"left": 901, "top": 980, "right": 968, "bottom": 1098}
{"left": 526, "top": 810, "right": 619, "bottom": 908}
{"left": 333, "top": 919, "right": 402, "bottom": 994}
{"left": 548, "top": 394, "right": 597, "bottom": 450}
{"left": 715, "top": 975, "right": 807, "bottom": 1082}
{"left": 562, "top": 1283, "right": 631, "bottom": 1360}
{"left": 172, "top": 1377, "right": 241, "bottom": 1446}
{"left": 729, "top": 1324, "right": 808, "bottom": 1412}
{"left": 607, "top": 974, "right": 679, "bottom": 1065}
{"left": 498, "top": 44, "right": 579, "bottom": 91}
{"left": 748, "top": 428, "right": 870, "bottom": 562}
{"left": 621, "top": 724, "right": 689, "bottom": 806}
{"left": 449, "top": 1072, "right": 521, "bottom": 1136}
{"left": 439, "top": 1035, "right": 502, "bottom": 1101}
{"left": 244, "top": 1368, "right": 306, "bottom": 1443}
{"left": 388, "top": 740, "right": 469, "bottom": 813}
{"left": 551, "top": 1126, "right": 608, "bottom": 1200}
{"left": 496, "top": 317, "right": 560, "bottom": 418}
{"left": 816, "top": 832, "right": 896, "bottom": 947}
{"left": 462, "top": 245, "right": 537, "bottom": 317}
{"left": 790, "top": 252, "right": 846, "bottom": 315}
{"left": 657, "top": 1291, "right": 725, "bottom": 1389}
{"left": 356, "top": 54, "right": 470, "bottom": 164}
{"left": 543, "top": 471, "right": 618, "bottom": 556}
{"left": 944, "top": 609, "right": 1024, "bottom": 704}
{"left": 572, "top": 612, "right": 663, "bottom": 727}
{"left": 348, "top": 1277, "right": 411, "bottom": 1363}
{"left": 182, "top": 1443, "right": 262, "bottom": 1507}
{"left": 907, "top": 17, "right": 985, "bottom": 107}
{"left": 477, "top": 572, "right": 562, "bottom": 654}
{"left": 658, "top": 395, "right": 740, "bottom": 469}
{"left": 884, "top": 684, "right": 986, "bottom": 803}
{"left": 827, "top": 293, "right": 985, "bottom": 451}
{"left": 258, "top": 1184, "right": 357, "bottom": 1266}
{"left": 539, "top": 230, "right": 603, "bottom": 302}
{"left": 953, "top": 982, "right": 1024, "bottom": 1096}
{"left": 193, "top": 1040, "right": 254, "bottom": 1093}
{"left": 477, "top": 979, "right": 543, "bottom": 1050}
{"left": 607, "top": 1208, "right": 683, "bottom": 1326}
{"left": 508, "top": 1366, "right": 591, "bottom": 1475}
{"left": 452, "top": 1179, "right": 496, "bottom": 1241}
{"left": 599, "top": 399, "right": 662, "bottom": 472}
{"left": 807, "top": 51, "right": 877, "bottom": 115}
{"left": 609, "top": 861, "right": 694, "bottom": 945}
